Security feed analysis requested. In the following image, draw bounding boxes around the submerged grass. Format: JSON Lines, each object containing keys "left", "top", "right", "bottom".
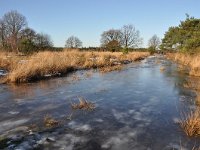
{"left": 0, "top": 50, "right": 149, "bottom": 83}
{"left": 167, "top": 53, "right": 200, "bottom": 77}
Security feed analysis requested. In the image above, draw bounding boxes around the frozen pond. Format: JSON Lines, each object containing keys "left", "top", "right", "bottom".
{"left": 0, "top": 56, "right": 200, "bottom": 150}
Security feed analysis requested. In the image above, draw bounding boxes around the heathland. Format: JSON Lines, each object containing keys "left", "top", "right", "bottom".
{"left": 0, "top": 50, "right": 149, "bottom": 83}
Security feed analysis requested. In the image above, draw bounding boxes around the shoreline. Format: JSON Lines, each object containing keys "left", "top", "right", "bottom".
{"left": 0, "top": 50, "right": 150, "bottom": 84}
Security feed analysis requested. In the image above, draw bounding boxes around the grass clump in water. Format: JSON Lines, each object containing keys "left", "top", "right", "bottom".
{"left": 160, "top": 66, "right": 165, "bottom": 72}
{"left": 179, "top": 108, "right": 200, "bottom": 137}
{"left": 100, "top": 65, "right": 123, "bottom": 73}
{"left": 71, "top": 97, "right": 95, "bottom": 111}
{"left": 44, "top": 115, "right": 60, "bottom": 128}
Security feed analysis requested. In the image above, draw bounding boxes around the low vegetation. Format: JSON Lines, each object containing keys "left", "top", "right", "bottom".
{"left": 0, "top": 50, "right": 149, "bottom": 83}
{"left": 160, "top": 66, "right": 165, "bottom": 72}
{"left": 179, "top": 108, "right": 200, "bottom": 137}
{"left": 71, "top": 97, "right": 95, "bottom": 110}
{"left": 44, "top": 115, "right": 60, "bottom": 128}
{"left": 100, "top": 65, "right": 123, "bottom": 73}
{"left": 167, "top": 53, "right": 200, "bottom": 77}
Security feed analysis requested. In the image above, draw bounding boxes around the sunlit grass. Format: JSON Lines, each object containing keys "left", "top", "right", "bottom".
{"left": 179, "top": 108, "right": 200, "bottom": 137}
{"left": 167, "top": 53, "right": 200, "bottom": 77}
{"left": 71, "top": 97, "right": 95, "bottom": 110}
{"left": 0, "top": 49, "right": 149, "bottom": 83}
{"left": 44, "top": 115, "right": 60, "bottom": 128}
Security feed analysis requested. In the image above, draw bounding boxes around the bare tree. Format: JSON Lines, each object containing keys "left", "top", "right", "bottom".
{"left": 148, "top": 34, "right": 161, "bottom": 50}
{"left": 3, "top": 10, "right": 27, "bottom": 52}
{"left": 121, "top": 24, "right": 142, "bottom": 48}
{"left": 0, "top": 19, "right": 6, "bottom": 48}
{"left": 65, "top": 36, "right": 82, "bottom": 48}
{"left": 35, "top": 33, "right": 53, "bottom": 49}
{"left": 100, "top": 29, "right": 122, "bottom": 47}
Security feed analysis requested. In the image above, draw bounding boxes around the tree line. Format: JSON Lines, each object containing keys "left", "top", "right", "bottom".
{"left": 2, "top": 10, "right": 198, "bottom": 54}
{"left": 65, "top": 25, "right": 160, "bottom": 53}
{"left": 0, "top": 10, "right": 54, "bottom": 53}
{"left": 161, "top": 14, "right": 200, "bottom": 54}
{"left": 0, "top": 10, "right": 161, "bottom": 54}
{"left": 66, "top": 15, "right": 200, "bottom": 54}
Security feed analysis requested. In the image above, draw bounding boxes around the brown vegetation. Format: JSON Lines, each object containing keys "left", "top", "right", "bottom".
{"left": 0, "top": 49, "right": 149, "bottom": 83}
{"left": 166, "top": 53, "right": 200, "bottom": 77}
{"left": 100, "top": 65, "right": 123, "bottom": 73}
{"left": 0, "top": 52, "right": 25, "bottom": 70}
{"left": 181, "top": 76, "right": 200, "bottom": 106}
{"left": 44, "top": 115, "right": 60, "bottom": 128}
{"left": 71, "top": 97, "right": 95, "bottom": 110}
{"left": 179, "top": 108, "right": 200, "bottom": 137}
{"left": 160, "top": 66, "right": 165, "bottom": 72}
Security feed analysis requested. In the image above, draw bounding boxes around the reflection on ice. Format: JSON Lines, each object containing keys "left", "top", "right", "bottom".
{"left": 0, "top": 119, "right": 29, "bottom": 133}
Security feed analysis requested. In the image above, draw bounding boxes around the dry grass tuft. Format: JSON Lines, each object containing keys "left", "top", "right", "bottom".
{"left": 72, "top": 74, "right": 81, "bottom": 81}
{"left": 196, "top": 93, "right": 200, "bottom": 106}
{"left": 182, "top": 79, "right": 200, "bottom": 105}
{"left": 179, "top": 108, "right": 200, "bottom": 137}
{"left": 71, "top": 97, "right": 95, "bottom": 111}
{"left": 160, "top": 66, "right": 165, "bottom": 72}
{"left": 84, "top": 71, "right": 93, "bottom": 78}
{"left": 44, "top": 115, "right": 60, "bottom": 128}
{"left": 0, "top": 51, "right": 25, "bottom": 70}
{"left": 100, "top": 65, "right": 123, "bottom": 73}
{"left": 167, "top": 53, "right": 200, "bottom": 77}
{"left": 0, "top": 50, "right": 149, "bottom": 83}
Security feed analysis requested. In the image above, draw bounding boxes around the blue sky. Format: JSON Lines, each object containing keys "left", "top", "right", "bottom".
{"left": 0, "top": 0, "right": 200, "bottom": 47}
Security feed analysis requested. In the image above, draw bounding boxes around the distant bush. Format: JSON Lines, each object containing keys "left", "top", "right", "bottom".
{"left": 122, "top": 47, "right": 129, "bottom": 54}
{"left": 19, "top": 39, "right": 36, "bottom": 54}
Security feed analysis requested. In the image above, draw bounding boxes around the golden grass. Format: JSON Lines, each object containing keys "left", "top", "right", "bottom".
{"left": 0, "top": 49, "right": 149, "bottom": 83}
{"left": 196, "top": 93, "right": 200, "bottom": 106}
{"left": 71, "top": 97, "right": 95, "bottom": 110}
{"left": 179, "top": 108, "right": 200, "bottom": 137}
{"left": 100, "top": 65, "right": 123, "bottom": 73}
{"left": 0, "top": 51, "right": 26, "bottom": 71}
{"left": 44, "top": 115, "right": 60, "bottom": 128}
{"left": 167, "top": 53, "right": 200, "bottom": 77}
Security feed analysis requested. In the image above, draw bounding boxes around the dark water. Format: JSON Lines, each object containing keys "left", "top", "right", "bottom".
{"left": 0, "top": 55, "right": 200, "bottom": 150}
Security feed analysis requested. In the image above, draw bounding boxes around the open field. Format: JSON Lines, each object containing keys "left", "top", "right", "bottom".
{"left": 166, "top": 53, "right": 200, "bottom": 77}
{"left": 0, "top": 50, "right": 149, "bottom": 83}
